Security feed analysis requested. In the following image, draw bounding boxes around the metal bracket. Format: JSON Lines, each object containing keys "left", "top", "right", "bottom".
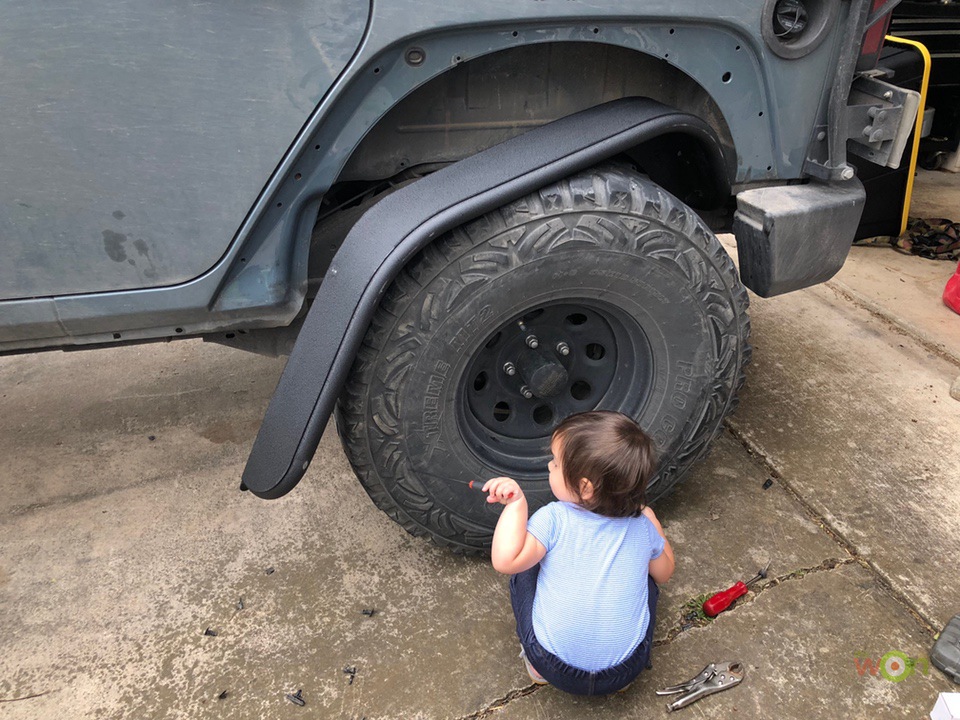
{"left": 846, "top": 75, "right": 920, "bottom": 169}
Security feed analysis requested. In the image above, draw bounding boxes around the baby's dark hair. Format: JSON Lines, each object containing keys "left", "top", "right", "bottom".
{"left": 552, "top": 410, "right": 656, "bottom": 518}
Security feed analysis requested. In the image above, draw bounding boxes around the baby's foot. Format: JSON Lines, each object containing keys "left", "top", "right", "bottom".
{"left": 519, "top": 648, "right": 549, "bottom": 685}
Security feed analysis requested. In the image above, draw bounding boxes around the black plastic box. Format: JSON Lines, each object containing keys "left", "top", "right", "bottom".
{"left": 933, "top": 614, "right": 960, "bottom": 684}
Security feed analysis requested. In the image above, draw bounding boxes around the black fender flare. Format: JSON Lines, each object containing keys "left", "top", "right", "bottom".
{"left": 242, "top": 96, "right": 729, "bottom": 498}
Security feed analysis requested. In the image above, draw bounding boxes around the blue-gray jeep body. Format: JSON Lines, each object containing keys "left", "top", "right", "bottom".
{"left": 0, "top": 0, "right": 915, "bottom": 549}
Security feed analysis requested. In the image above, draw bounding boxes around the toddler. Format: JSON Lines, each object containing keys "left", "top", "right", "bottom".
{"left": 482, "top": 410, "right": 674, "bottom": 695}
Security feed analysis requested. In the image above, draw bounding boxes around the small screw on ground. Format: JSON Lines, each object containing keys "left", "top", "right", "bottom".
{"left": 949, "top": 374, "right": 960, "bottom": 402}
{"left": 217, "top": 690, "right": 228, "bottom": 700}
{"left": 285, "top": 689, "right": 305, "bottom": 706}
{"left": 265, "top": 567, "right": 275, "bottom": 575}
{"left": 237, "top": 598, "right": 244, "bottom": 611}
{"left": 203, "top": 628, "right": 218, "bottom": 637}
{"left": 344, "top": 666, "right": 358, "bottom": 685}
{"left": 762, "top": 478, "right": 773, "bottom": 490}
{"left": 361, "top": 608, "right": 376, "bottom": 617}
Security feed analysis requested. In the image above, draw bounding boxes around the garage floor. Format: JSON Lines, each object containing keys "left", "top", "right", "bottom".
{"left": 0, "top": 171, "right": 958, "bottom": 719}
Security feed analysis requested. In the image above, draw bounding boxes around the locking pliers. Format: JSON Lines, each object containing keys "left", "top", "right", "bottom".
{"left": 656, "top": 661, "right": 745, "bottom": 712}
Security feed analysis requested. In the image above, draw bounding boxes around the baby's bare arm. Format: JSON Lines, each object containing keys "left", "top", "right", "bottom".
{"left": 485, "top": 477, "right": 546, "bottom": 575}
{"left": 643, "top": 506, "right": 675, "bottom": 583}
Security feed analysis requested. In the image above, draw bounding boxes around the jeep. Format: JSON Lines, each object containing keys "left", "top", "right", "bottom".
{"left": 0, "top": 0, "right": 916, "bottom": 551}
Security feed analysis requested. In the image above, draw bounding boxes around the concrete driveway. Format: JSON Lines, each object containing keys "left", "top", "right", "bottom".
{"left": 1, "top": 240, "right": 958, "bottom": 719}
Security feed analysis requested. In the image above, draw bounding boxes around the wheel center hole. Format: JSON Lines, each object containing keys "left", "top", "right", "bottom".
{"left": 570, "top": 380, "right": 591, "bottom": 400}
{"left": 586, "top": 343, "right": 606, "bottom": 360}
{"left": 532, "top": 405, "right": 554, "bottom": 425}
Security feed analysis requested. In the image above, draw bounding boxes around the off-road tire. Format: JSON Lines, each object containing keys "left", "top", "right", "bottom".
{"left": 336, "top": 164, "right": 751, "bottom": 552}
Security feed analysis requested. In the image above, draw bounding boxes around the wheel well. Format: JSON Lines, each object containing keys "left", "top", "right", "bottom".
{"left": 308, "top": 43, "right": 737, "bottom": 287}
{"left": 336, "top": 42, "right": 735, "bottom": 206}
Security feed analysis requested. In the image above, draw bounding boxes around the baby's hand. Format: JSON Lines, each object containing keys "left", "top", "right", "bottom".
{"left": 482, "top": 476, "right": 523, "bottom": 505}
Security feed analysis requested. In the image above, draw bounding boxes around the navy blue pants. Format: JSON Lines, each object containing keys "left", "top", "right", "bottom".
{"left": 509, "top": 565, "right": 659, "bottom": 695}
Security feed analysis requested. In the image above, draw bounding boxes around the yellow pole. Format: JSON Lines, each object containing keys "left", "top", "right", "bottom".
{"left": 883, "top": 35, "right": 931, "bottom": 235}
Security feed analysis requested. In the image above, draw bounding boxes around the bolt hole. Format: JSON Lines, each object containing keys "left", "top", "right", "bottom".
{"left": 225, "top": 333, "right": 235, "bottom": 339}
{"left": 294, "top": 172, "right": 302, "bottom": 181}
{"left": 113, "top": 332, "right": 121, "bottom": 340}
{"left": 276, "top": 202, "right": 282, "bottom": 208}
{"left": 767, "top": 166, "right": 772, "bottom": 171}
{"left": 175, "top": 327, "right": 183, "bottom": 334}
{"left": 664, "top": 53, "right": 670, "bottom": 58}
{"left": 404, "top": 47, "right": 426, "bottom": 66}
{"left": 455, "top": 55, "right": 462, "bottom": 62}
{"left": 566, "top": 313, "right": 588, "bottom": 326}
{"left": 485, "top": 331, "right": 502, "bottom": 349}
{"left": 315, "top": 144, "right": 320, "bottom": 150}
{"left": 512, "top": 30, "right": 518, "bottom": 37}
{"left": 669, "top": 28, "right": 675, "bottom": 34}
{"left": 570, "top": 381, "right": 591, "bottom": 400}
{"left": 592, "top": 27, "right": 599, "bottom": 34}
{"left": 474, "top": 372, "right": 488, "bottom": 392}
{"left": 758, "top": 111, "right": 764, "bottom": 117}
{"left": 533, "top": 405, "right": 554, "bottom": 425}
{"left": 586, "top": 343, "right": 606, "bottom": 360}
{"left": 736, "top": 44, "right": 741, "bottom": 50}
{"left": 722, "top": 71, "right": 732, "bottom": 83}
{"left": 373, "top": 67, "right": 380, "bottom": 74}
{"left": 494, "top": 402, "right": 511, "bottom": 422}
{"left": 239, "top": 257, "right": 246, "bottom": 263}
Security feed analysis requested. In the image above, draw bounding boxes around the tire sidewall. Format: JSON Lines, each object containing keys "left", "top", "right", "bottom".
{"left": 356, "top": 189, "right": 741, "bottom": 543}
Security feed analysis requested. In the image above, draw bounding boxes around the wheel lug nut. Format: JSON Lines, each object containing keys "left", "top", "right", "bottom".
{"left": 526, "top": 335, "right": 539, "bottom": 349}
{"left": 503, "top": 362, "right": 516, "bottom": 376}
{"left": 556, "top": 342, "right": 570, "bottom": 356}
{"left": 520, "top": 385, "right": 534, "bottom": 399}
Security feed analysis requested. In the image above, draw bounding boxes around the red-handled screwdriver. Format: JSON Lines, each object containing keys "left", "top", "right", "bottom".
{"left": 702, "top": 562, "right": 771, "bottom": 617}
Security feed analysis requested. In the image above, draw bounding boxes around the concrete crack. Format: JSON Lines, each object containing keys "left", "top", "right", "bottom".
{"left": 455, "top": 684, "right": 543, "bottom": 720}
{"left": 0, "top": 469, "right": 202, "bottom": 524}
{"left": 0, "top": 691, "right": 50, "bottom": 703}
{"left": 654, "top": 557, "right": 854, "bottom": 647}
{"left": 454, "top": 558, "right": 855, "bottom": 717}
{"left": 723, "top": 420, "right": 943, "bottom": 638}
{"left": 824, "top": 280, "right": 960, "bottom": 368}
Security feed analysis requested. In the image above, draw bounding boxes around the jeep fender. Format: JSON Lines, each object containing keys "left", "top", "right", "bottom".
{"left": 242, "top": 97, "right": 728, "bottom": 498}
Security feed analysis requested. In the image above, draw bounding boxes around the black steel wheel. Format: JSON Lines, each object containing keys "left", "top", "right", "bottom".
{"left": 459, "top": 302, "right": 654, "bottom": 476}
{"left": 336, "top": 163, "right": 750, "bottom": 552}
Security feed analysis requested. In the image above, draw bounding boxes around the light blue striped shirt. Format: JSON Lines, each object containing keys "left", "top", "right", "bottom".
{"left": 527, "top": 501, "right": 665, "bottom": 672}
